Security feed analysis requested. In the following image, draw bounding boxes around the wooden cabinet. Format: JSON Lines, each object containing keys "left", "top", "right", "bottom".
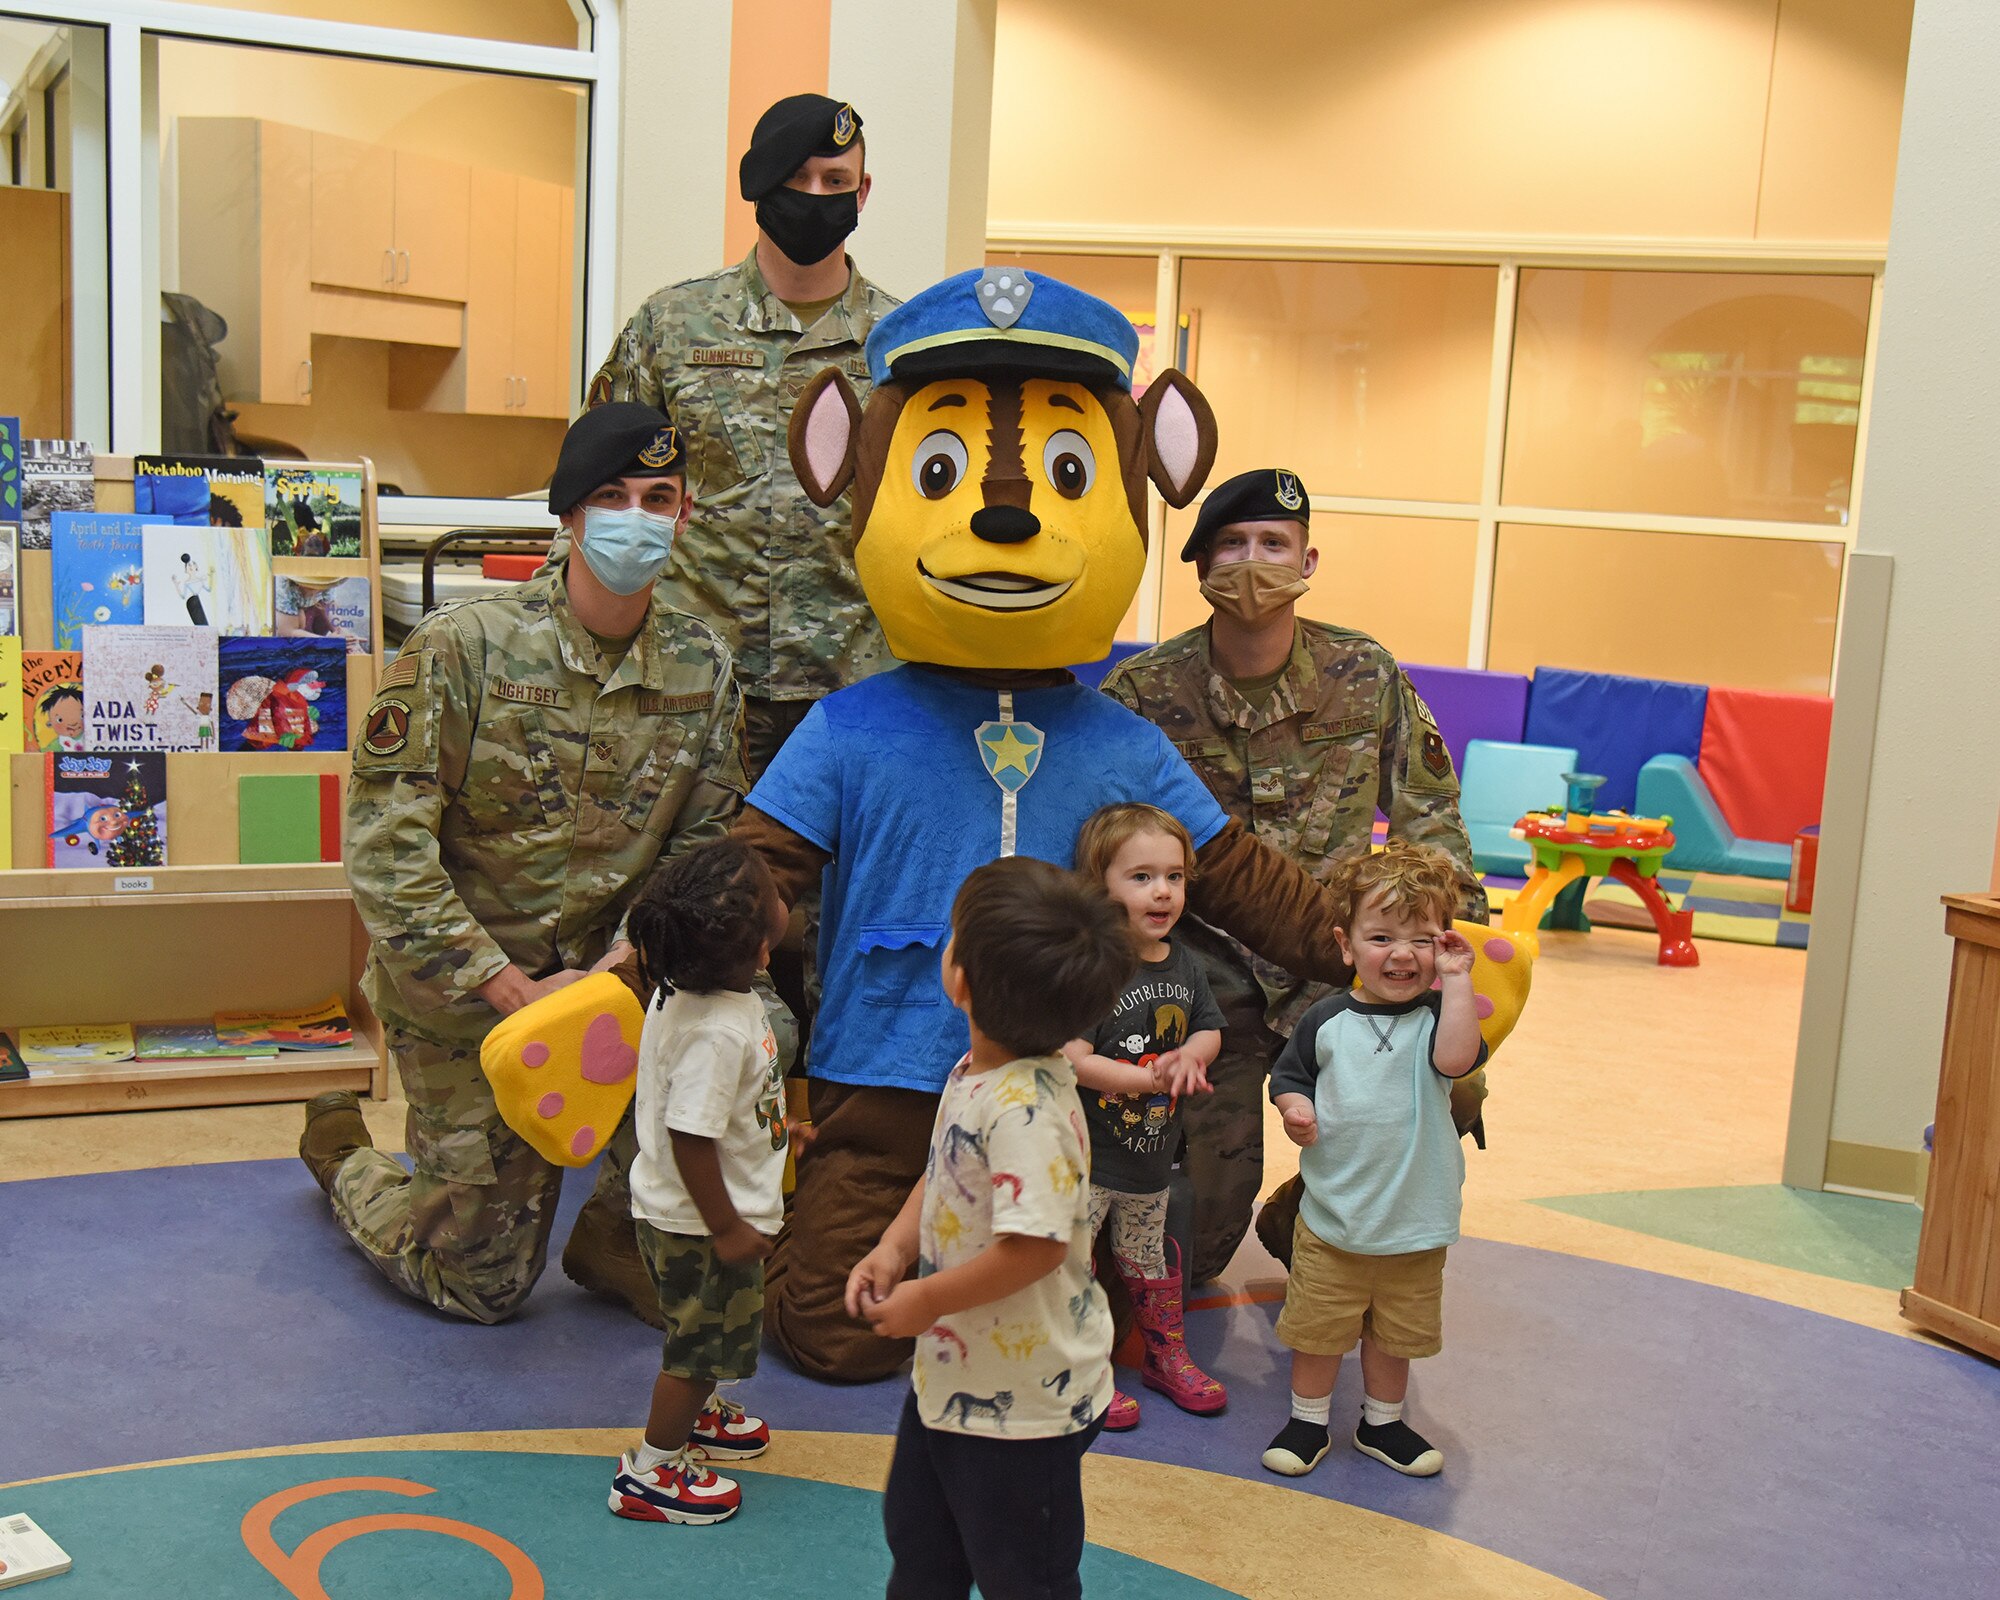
{"left": 179, "top": 118, "right": 315, "bottom": 406}
{"left": 310, "top": 134, "right": 469, "bottom": 301}
{"left": 1903, "top": 892, "right": 2000, "bottom": 1360}
{"left": 0, "top": 187, "right": 72, "bottom": 436}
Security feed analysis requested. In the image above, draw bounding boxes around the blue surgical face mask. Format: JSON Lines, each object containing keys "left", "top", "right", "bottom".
{"left": 578, "top": 505, "right": 679, "bottom": 595}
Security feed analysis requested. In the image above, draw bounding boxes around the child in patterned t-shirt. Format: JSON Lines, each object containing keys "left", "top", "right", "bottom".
{"left": 846, "top": 857, "right": 1135, "bottom": 1600}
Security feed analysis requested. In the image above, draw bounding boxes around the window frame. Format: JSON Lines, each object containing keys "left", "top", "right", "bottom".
{"left": 7, "top": 0, "right": 614, "bottom": 525}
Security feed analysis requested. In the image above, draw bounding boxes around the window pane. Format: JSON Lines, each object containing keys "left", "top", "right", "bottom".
{"left": 161, "top": 41, "right": 584, "bottom": 496}
{"left": 1, "top": 17, "right": 107, "bottom": 443}
{"left": 188, "top": 1, "right": 585, "bottom": 49}
{"left": 1158, "top": 509, "right": 1475, "bottom": 667}
{"left": 1177, "top": 259, "right": 1495, "bottom": 502}
{"left": 1503, "top": 268, "right": 1872, "bottom": 524}
{"left": 1486, "top": 523, "right": 1842, "bottom": 694}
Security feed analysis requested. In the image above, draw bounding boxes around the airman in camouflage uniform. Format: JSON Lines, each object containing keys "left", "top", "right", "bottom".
{"left": 582, "top": 94, "right": 900, "bottom": 778}
{"left": 1102, "top": 468, "right": 1487, "bottom": 1282}
{"left": 305, "top": 406, "right": 755, "bottom": 1324}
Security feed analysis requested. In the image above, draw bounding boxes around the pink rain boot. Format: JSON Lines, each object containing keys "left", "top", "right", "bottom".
{"left": 1104, "top": 1388, "right": 1141, "bottom": 1431}
{"left": 1123, "top": 1248, "right": 1226, "bottom": 1416}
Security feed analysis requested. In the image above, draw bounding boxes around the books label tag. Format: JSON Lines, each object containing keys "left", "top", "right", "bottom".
{"left": 115, "top": 875, "right": 154, "bottom": 893}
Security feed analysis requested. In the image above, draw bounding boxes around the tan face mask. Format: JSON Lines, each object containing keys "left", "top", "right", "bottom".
{"left": 1199, "top": 559, "right": 1310, "bottom": 627}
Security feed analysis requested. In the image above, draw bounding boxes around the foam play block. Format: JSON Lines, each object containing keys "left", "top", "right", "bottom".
{"left": 1402, "top": 663, "right": 1531, "bottom": 783}
{"left": 481, "top": 971, "right": 644, "bottom": 1167}
{"left": 1697, "top": 685, "right": 1832, "bottom": 844}
{"left": 1524, "top": 668, "right": 1707, "bottom": 812}
{"left": 1635, "top": 754, "right": 1791, "bottom": 878}
{"left": 1459, "top": 739, "right": 1578, "bottom": 875}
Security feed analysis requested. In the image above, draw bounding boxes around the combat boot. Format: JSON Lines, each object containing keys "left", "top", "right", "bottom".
{"left": 562, "top": 1193, "right": 667, "bottom": 1329}
{"left": 299, "top": 1091, "right": 372, "bottom": 1193}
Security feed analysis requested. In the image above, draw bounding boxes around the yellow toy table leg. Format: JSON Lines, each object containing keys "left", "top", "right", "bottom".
{"left": 1499, "top": 854, "right": 1589, "bottom": 953}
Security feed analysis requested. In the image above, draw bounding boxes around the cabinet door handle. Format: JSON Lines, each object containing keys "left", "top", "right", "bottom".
{"left": 382, "top": 247, "right": 394, "bottom": 284}
{"left": 398, "top": 248, "right": 411, "bottom": 285}
{"left": 299, "top": 358, "right": 313, "bottom": 398}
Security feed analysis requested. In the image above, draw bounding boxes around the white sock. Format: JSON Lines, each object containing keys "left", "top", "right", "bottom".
{"left": 631, "top": 1439, "right": 674, "bottom": 1472}
{"left": 1362, "top": 1393, "right": 1404, "bottom": 1429}
{"left": 1290, "top": 1390, "right": 1332, "bottom": 1428}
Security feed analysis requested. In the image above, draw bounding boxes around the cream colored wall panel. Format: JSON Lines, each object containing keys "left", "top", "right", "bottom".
{"left": 1757, "top": 0, "right": 1914, "bottom": 242}
{"left": 990, "top": 0, "right": 1777, "bottom": 241}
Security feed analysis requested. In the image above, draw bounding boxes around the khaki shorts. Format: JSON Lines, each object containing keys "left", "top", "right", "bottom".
{"left": 1273, "top": 1217, "right": 1446, "bottom": 1360}
{"left": 636, "top": 1223, "right": 766, "bottom": 1382}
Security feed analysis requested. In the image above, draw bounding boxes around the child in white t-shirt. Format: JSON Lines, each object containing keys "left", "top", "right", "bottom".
{"left": 608, "top": 839, "right": 790, "bottom": 1528}
{"left": 846, "top": 857, "right": 1136, "bottom": 1600}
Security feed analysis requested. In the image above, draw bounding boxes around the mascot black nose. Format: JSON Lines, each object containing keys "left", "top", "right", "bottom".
{"left": 970, "top": 506, "right": 1041, "bottom": 544}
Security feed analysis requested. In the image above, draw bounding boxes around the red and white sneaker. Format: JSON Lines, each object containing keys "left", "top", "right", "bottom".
{"left": 690, "top": 1392, "right": 770, "bottom": 1460}
{"left": 608, "top": 1448, "right": 741, "bottom": 1525}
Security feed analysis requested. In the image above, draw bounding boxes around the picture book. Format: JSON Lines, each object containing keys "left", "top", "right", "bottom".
{"left": 142, "top": 525, "right": 273, "bottom": 636}
{"left": 21, "top": 650, "right": 83, "bottom": 752}
{"left": 0, "top": 416, "right": 20, "bottom": 522}
{"left": 238, "top": 771, "right": 341, "bottom": 863}
{"left": 266, "top": 462, "right": 363, "bottom": 558}
{"left": 18, "top": 438, "right": 93, "bottom": 550}
{"left": 219, "top": 636, "right": 346, "bottom": 752}
{"left": 0, "top": 1510, "right": 73, "bottom": 1588}
{"left": 82, "top": 625, "right": 219, "bottom": 752}
{"left": 0, "top": 637, "right": 20, "bottom": 754}
{"left": 1, "top": 1033, "right": 26, "bottom": 1084}
{"left": 16, "top": 1022, "right": 137, "bottom": 1066}
{"left": 45, "top": 751, "right": 167, "bottom": 867}
{"left": 133, "top": 1023, "right": 278, "bottom": 1062}
{"left": 51, "top": 511, "right": 168, "bottom": 649}
{"left": 133, "top": 454, "right": 265, "bottom": 529}
{"left": 274, "top": 567, "right": 373, "bottom": 654}
{"left": 0, "top": 523, "right": 15, "bottom": 635}
{"left": 215, "top": 996, "right": 352, "bottom": 1052}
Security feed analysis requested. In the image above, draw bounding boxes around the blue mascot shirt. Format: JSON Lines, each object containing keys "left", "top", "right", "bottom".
{"left": 747, "top": 665, "right": 1230, "bottom": 1094}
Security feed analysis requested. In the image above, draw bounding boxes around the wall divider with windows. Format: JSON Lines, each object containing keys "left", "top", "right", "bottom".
{"left": 990, "top": 239, "right": 1884, "bottom": 697}
{"left": 2, "top": 0, "right": 618, "bottom": 525}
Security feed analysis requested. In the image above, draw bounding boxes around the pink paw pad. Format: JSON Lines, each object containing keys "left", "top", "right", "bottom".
{"left": 570, "top": 1126, "right": 597, "bottom": 1159}
{"left": 1483, "top": 937, "right": 1516, "bottom": 964}
{"left": 579, "top": 1012, "right": 638, "bottom": 1085}
{"left": 520, "top": 1041, "right": 550, "bottom": 1068}
{"left": 1474, "top": 994, "right": 1496, "bottom": 1020}
{"left": 536, "top": 1091, "right": 565, "bottom": 1120}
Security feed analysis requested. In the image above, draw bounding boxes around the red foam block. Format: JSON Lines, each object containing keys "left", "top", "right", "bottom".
{"left": 1697, "top": 685, "right": 1833, "bottom": 844}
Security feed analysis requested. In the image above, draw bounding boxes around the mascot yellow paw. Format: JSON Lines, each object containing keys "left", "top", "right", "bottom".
{"left": 480, "top": 972, "right": 645, "bottom": 1167}
{"left": 1460, "top": 919, "right": 1533, "bottom": 1058}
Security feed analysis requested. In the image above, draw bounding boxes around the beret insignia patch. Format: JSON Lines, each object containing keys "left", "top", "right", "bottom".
{"left": 832, "top": 103, "right": 856, "bottom": 146}
{"left": 637, "top": 427, "right": 680, "bottom": 468}
{"left": 363, "top": 699, "right": 412, "bottom": 758}
{"left": 1275, "top": 469, "right": 1304, "bottom": 512}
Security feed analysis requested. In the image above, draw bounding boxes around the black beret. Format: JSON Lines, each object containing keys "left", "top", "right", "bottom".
{"left": 1180, "top": 467, "right": 1311, "bottom": 561}
{"left": 549, "top": 402, "right": 685, "bottom": 516}
{"left": 738, "top": 93, "right": 862, "bottom": 201}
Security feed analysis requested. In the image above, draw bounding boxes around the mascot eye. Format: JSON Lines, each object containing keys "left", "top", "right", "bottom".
{"left": 1042, "top": 430, "right": 1095, "bottom": 499}
{"left": 913, "top": 431, "right": 969, "bottom": 499}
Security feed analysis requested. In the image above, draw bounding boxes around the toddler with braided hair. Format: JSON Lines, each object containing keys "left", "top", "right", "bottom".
{"left": 610, "top": 839, "right": 792, "bottom": 1527}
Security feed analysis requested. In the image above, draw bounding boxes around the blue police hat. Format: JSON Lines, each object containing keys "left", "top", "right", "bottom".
{"left": 867, "top": 268, "right": 1141, "bottom": 390}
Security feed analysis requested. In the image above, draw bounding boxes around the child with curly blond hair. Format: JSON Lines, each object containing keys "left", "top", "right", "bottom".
{"left": 1260, "top": 840, "right": 1486, "bottom": 1482}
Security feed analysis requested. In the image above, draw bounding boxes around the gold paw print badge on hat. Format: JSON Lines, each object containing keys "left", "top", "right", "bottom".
{"left": 481, "top": 972, "right": 644, "bottom": 1166}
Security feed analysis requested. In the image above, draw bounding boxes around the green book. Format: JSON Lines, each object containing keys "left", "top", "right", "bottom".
{"left": 237, "top": 772, "right": 329, "bottom": 864}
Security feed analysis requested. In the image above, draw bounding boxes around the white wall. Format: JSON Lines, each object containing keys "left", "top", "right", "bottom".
{"left": 1815, "top": 0, "right": 2000, "bottom": 1164}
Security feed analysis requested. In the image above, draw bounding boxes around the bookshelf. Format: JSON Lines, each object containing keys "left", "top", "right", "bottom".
{"left": 2, "top": 456, "right": 388, "bottom": 1119}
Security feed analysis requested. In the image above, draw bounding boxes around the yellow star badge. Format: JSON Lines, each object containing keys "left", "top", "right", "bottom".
{"left": 975, "top": 719, "right": 1045, "bottom": 794}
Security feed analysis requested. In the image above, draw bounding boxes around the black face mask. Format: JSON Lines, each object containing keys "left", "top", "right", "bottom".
{"left": 755, "top": 186, "right": 859, "bottom": 267}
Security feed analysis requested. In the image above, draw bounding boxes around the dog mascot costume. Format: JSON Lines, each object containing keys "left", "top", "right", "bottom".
{"left": 730, "top": 269, "right": 1388, "bottom": 1381}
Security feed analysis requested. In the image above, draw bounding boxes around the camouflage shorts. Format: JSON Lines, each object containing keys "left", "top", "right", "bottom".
{"left": 636, "top": 1223, "right": 766, "bottom": 1381}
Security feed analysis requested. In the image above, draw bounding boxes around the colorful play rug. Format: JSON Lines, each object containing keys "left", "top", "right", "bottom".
{"left": 1483, "top": 868, "right": 1810, "bottom": 949}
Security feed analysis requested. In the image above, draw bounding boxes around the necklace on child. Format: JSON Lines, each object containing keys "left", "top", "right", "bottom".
{"left": 1363, "top": 1013, "right": 1399, "bottom": 1054}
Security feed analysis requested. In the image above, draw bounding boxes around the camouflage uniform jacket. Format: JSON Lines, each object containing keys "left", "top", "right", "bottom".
{"left": 347, "top": 559, "right": 748, "bottom": 1045}
{"left": 584, "top": 249, "right": 900, "bottom": 702}
{"left": 1101, "top": 619, "right": 1486, "bottom": 1033}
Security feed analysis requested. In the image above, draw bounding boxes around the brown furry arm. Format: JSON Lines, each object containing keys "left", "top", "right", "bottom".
{"left": 732, "top": 805, "right": 834, "bottom": 910}
{"left": 1189, "top": 818, "right": 1354, "bottom": 987}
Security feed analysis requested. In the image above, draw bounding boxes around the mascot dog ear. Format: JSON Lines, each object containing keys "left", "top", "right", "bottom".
{"left": 789, "top": 369, "right": 864, "bottom": 508}
{"left": 1137, "top": 369, "right": 1218, "bottom": 509}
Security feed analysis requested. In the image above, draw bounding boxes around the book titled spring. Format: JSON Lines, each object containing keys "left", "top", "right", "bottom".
{"left": 16, "top": 1023, "right": 137, "bottom": 1067}
{"left": 214, "top": 997, "right": 352, "bottom": 1053}
{"left": 133, "top": 1023, "right": 280, "bottom": 1062}
{"left": 0, "top": 1511, "right": 73, "bottom": 1590}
